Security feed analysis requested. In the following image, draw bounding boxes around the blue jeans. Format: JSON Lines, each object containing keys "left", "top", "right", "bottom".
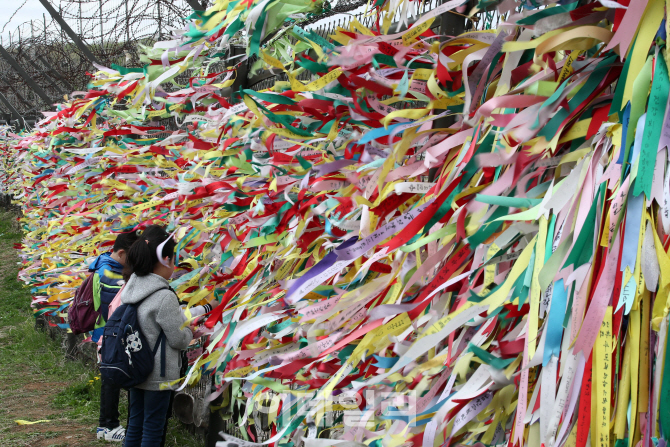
{"left": 124, "top": 388, "right": 172, "bottom": 447}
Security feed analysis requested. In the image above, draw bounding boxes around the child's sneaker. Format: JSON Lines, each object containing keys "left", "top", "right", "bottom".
{"left": 97, "top": 426, "right": 126, "bottom": 442}
{"left": 105, "top": 426, "right": 126, "bottom": 442}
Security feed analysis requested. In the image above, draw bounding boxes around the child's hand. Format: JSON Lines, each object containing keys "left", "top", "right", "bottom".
{"left": 191, "top": 326, "right": 205, "bottom": 338}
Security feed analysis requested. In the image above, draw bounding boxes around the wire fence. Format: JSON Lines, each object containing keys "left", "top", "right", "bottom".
{"left": 0, "top": 0, "right": 503, "bottom": 124}
{"left": 0, "top": 0, "right": 198, "bottom": 121}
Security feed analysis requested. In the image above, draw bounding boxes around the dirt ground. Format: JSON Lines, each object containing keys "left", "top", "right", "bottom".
{"left": 0, "top": 349, "right": 99, "bottom": 446}
{"left": 0, "top": 211, "right": 99, "bottom": 447}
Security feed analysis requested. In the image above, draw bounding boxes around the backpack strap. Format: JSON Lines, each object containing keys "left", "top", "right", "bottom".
{"left": 142, "top": 285, "right": 178, "bottom": 379}
{"left": 152, "top": 330, "right": 167, "bottom": 378}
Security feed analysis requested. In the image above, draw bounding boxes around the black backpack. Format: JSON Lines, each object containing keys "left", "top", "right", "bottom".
{"left": 99, "top": 291, "right": 167, "bottom": 388}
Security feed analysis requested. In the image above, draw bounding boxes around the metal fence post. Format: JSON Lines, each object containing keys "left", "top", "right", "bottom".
{"left": 429, "top": 2, "right": 471, "bottom": 181}
{"left": 125, "top": 2, "right": 130, "bottom": 42}
{"left": 206, "top": 377, "right": 225, "bottom": 447}
{"left": 37, "top": 0, "right": 100, "bottom": 65}
{"left": 0, "top": 46, "right": 53, "bottom": 107}
{"left": 37, "top": 55, "right": 74, "bottom": 92}
{"left": 27, "top": 59, "right": 66, "bottom": 96}
{"left": 158, "top": 0, "right": 163, "bottom": 41}
{"left": 185, "top": 0, "right": 206, "bottom": 11}
{"left": 0, "top": 91, "right": 24, "bottom": 127}
{"left": 0, "top": 75, "right": 35, "bottom": 110}
{"left": 99, "top": 0, "right": 104, "bottom": 46}
{"left": 65, "top": 332, "right": 79, "bottom": 360}
{"left": 229, "top": 46, "right": 249, "bottom": 102}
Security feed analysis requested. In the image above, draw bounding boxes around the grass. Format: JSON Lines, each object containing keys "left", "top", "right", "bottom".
{"left": 0, "top": 211, "right": 203, "bottom": 447}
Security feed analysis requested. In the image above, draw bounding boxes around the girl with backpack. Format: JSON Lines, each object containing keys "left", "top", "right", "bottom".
{"left": 117, "top": 225, "right": 195, "bottom": 447}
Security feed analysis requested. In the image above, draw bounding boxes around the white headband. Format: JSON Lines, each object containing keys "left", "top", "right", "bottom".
{"left": 156, "top": 230, "right": 178, "bottom": 268}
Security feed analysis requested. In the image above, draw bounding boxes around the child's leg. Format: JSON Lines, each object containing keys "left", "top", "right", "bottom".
{"left": 124, "top": 388, "right": 146, "bottom": 447}
{"left": 98, "top": 344, "right": 108, "bottom": 429}
{"left": 108, "top": 383, "right": 122, "bottom": 428}
{"left": 140, "top": 390, "right": 172, "bottom": 447}
{"left": 99, "top": 378, "right": 122, "bottom": 429}
{"left": 159, "top": 391, "right": 175, "bottom": 447}
{"left": 99, "top": 378, "right": 110, "bottom": 428}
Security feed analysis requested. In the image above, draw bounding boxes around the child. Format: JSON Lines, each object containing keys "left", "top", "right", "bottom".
{"left": 92, "top": 230, "right": 139, "bottom": 443}
{"left": 103, "top": 236, "right": 214, "bottom": 447}
{"left": 120, "top": 225, "right": 195, "bottom": 447}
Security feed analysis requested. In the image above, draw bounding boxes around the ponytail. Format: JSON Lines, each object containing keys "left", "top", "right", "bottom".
{"left": 124, "top": 225, "right": 176, "bottom": 280}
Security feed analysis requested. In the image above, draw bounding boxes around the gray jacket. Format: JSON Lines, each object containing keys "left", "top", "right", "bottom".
{"left": 120, "top": 273, "right": 193, "bottom": 390}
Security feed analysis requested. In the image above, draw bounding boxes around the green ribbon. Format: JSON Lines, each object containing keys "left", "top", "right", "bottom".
{"left": 563, "top": 182, "right": 606, "bottom": 268}
{"left": 633, "top": 54, "right": 669, "bottom": 197}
